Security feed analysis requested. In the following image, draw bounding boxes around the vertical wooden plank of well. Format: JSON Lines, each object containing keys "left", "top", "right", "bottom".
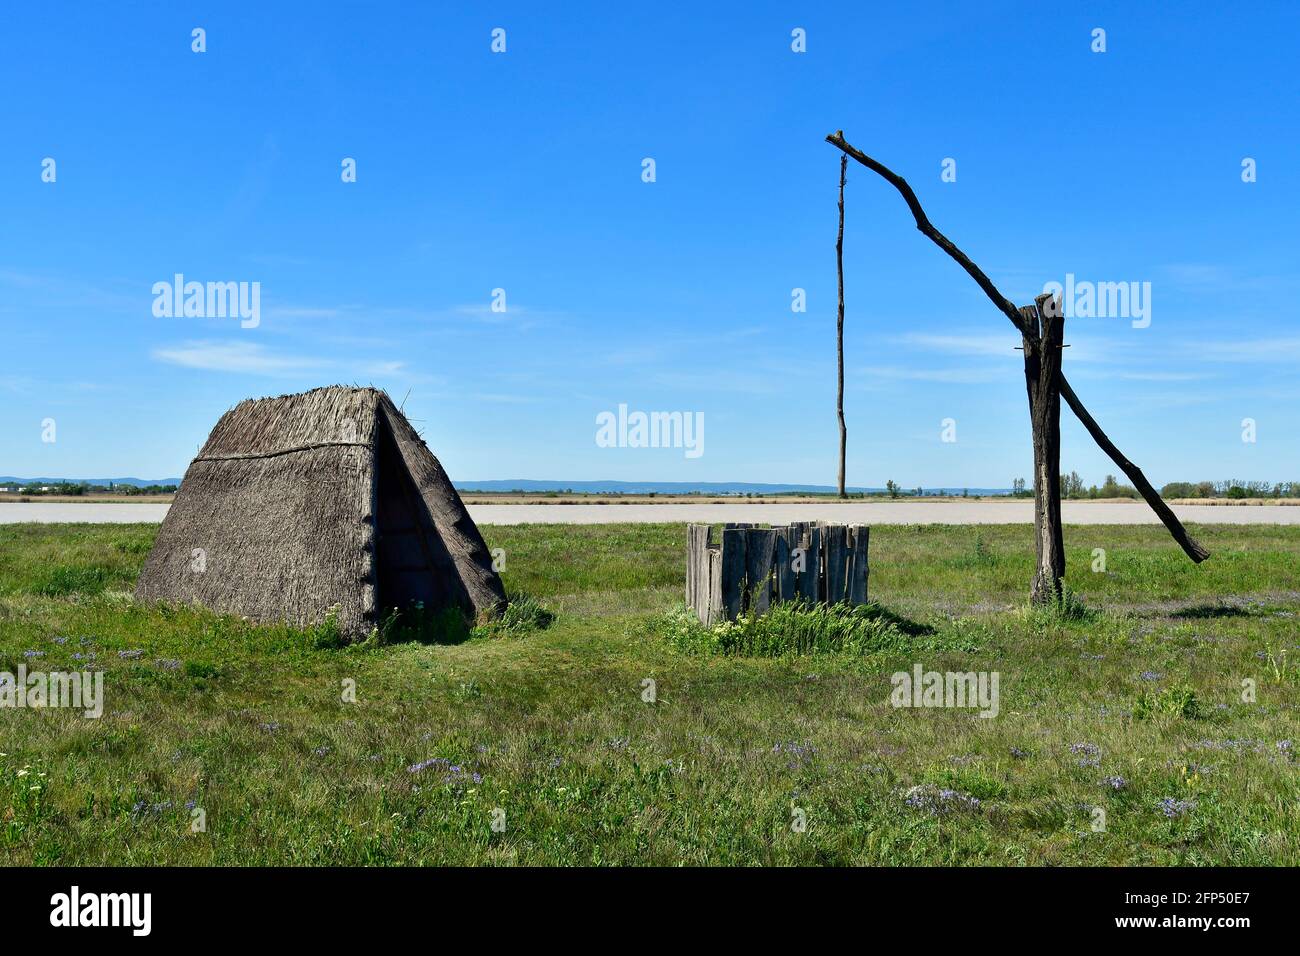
{"left": 842, "top": 526, "right": 855, "bottom": 605}
{"left": 826, "top": 524, "right": 848, "bottom": 605}
{"left": 791, "top": 525, "right": 804, "bottom": 597}
{"left": 799, "top": 526, "right": 820, "bottom": 603}
{"left": 746, "top": 528, "right": 776, "bottom": 615}
{"left": 699, "top": 525, "right": 718, "bottom": 621}
{"left": 863, "top": 528, "right": 873, "bottom": 600}
{"left": 817, "top": 522, "right": 831, "bottom": 603}
{"left": 720, "top": 527, "right": 747, "bottom": 622}
{"left": 790, "top": 521, "right": 808, "bottom": 592}
{"left": 861, "top": 525, "right": 871, "bottom": 603}
{"left": 774, "top": 528, "right": 794, "bottom": 602}
{"left": 707, "top": 547, "right": 723, "bottom": 625}
{"left": 848, "top": 525, "right": 869, "bottom": 605}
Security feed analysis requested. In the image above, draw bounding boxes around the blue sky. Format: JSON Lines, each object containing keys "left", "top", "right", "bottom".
{"left": 3, "top": 1, "right": 1297, "bottom": 487}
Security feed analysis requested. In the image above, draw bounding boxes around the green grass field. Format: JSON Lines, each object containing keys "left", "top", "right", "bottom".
{"left": 0, "top": 521, "right": 1296, "bottom": 865}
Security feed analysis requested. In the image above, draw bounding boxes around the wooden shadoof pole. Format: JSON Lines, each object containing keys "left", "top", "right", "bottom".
{"left": 836, "top": 144, "right": 848, "bottom": 499}
{"left": 1022, "top": 292, "right": 1067, "bottom": 601}
{"left": 824, "top": 131, "right": 1210, "bottom": 567}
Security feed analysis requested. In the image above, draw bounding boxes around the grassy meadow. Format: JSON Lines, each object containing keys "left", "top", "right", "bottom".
{"left": 0, "top": 521, "right": 1297, "bottom": 865}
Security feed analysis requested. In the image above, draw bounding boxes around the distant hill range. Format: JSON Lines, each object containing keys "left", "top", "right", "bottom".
{"left": 1, "top": 476, "right": 1013, "bottom": 496}
{"left": 453, "top": 479, "right": 1013, "bottom": 495}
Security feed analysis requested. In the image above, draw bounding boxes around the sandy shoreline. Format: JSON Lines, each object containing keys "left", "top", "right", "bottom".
{"left": 4, "top": 501, "right": 1300, "bottom": 526}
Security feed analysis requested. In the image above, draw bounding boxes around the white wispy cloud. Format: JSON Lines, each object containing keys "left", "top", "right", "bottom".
{"left": 264, "top": 305, "right": 348, "bottom": 320}
{"left": 452, "top": 303, "right": 533, "bottom": 325}
{"left": 1160, "top": 263, "right": 1300, "bottom": 295}
{"left": 1068, "top": 367, "right": 1214, "bottom": 383}
{"left": 1111, "top": 370, "right": 1212, "bottom": 382}
{"left": 858, "top": 364, "right": 1005, "bottom": 385}
{"left": 1188, "top": 337, "right": 1300, "bottom": 362}
{"left": 151, "top": 340, "right": 407, "bottom": 378}
{"left": 893, "top": 328, "right": 1130, "bottom": 364}
{"left": 650, "top": 369, "right": 777, "bottom": 394}
{"left": 891, "top": 332, "right": 1017, "bottom": 357}
{"left": 1162, "top": 263, "right": 1231, "bottom": 287}
{"left": 151, "top": 340, "right": 329, "bottom": 375}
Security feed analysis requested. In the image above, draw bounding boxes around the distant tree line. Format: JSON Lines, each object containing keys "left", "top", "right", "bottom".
{"left": 1060, "top": 472, "right": 1138, "bottom": 499}
{"left": 1047, "top": 473, "right": 1298, "bottom": 500}
{"left": 2, "top": 482, "right": 178, "bottom": 496}
{"left": 1156, "top": 479, "right": 1298, "bottom": 499}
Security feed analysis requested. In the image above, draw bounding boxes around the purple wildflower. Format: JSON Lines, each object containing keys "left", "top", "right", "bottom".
{"left": 903, "top": 785, "right": 981, "bottom": 814}
{"left": 130, "top": 800, "right": 174, "bottom": 820}
{"left": 772, "top": 741, "right": 817, "bottom": 769}
{"left": 1158, "top": 797, "right": 1196, "bottom": 818}
{"left": 407, "top": 757, "right": 450, "bottom": 774}
{"left": 1070, "top": 742, "right": 1101, "bottom": 768}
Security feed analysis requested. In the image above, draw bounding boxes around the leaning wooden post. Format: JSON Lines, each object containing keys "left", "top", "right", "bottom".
{"left": 1021, "top": 293, "right": 1066, "bottom": 602}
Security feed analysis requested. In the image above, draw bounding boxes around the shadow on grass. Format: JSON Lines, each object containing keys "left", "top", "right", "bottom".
{"left": 375, "top": 605, "right": 475, "bottom": 646}
{"left": 1169, "top": 604, "right": 1251, "bottom": 620}
{"left": 364, "top": 594, "right": 556, "bottom": 647}
{"left": 867, "top": 603, "right": 935, "bottom": 637}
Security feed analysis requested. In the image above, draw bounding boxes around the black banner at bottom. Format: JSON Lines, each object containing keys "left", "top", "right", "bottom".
{"left": 5, "top": 866, "right": 1289, "bottom": 941}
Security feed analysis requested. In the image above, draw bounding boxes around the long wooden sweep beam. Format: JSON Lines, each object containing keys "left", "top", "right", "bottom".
{"left": 826, "top": 131, "right": 1209, "bottom": 563}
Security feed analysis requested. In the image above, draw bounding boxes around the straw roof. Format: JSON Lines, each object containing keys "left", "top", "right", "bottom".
{"left": 135, "top": 386, "right": 504, "bottom": 638}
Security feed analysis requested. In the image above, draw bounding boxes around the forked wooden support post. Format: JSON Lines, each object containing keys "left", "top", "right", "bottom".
{"left": 1022, "top": 293, "right": 1066, "bottom": 602}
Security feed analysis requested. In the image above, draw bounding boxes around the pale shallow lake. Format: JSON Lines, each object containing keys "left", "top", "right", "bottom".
{"left": 2, "top": 501, "right": 1299, "bottom": 525}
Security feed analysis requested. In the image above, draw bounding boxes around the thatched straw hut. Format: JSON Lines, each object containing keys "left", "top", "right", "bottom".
{"left": 135, "top": 386, "right": 505, "bottom": 638}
